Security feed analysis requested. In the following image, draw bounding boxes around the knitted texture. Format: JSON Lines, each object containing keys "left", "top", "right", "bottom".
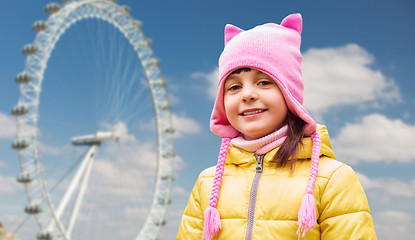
{"left": 231, "top": 125, "right": 288, "bottom": 154}
{"left": 202, "top": 137, "right": 231, "bottom": 240}
{"left": 297, "top": 131, "right": 321, "bottom": 238}
{"left": 210, "top": 13, "right": 317, "bottom": 138}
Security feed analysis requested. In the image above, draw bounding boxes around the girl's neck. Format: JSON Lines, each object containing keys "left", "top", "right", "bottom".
{"left": 231, "top": 125, "right": 288, "bottom": 155}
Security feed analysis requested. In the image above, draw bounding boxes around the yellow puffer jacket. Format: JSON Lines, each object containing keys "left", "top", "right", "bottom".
{"left": 177, "top": 125, "right": 377, "bottom": 239}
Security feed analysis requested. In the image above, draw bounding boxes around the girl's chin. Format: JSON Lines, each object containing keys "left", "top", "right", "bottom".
{"left": 242, "top": 132, "right": 268, "bottom": 140}
{"left": 240, "top": 126, "right": 283, "bottom": 140}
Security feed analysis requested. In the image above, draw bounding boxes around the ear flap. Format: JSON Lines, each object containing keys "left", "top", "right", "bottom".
{"left": 281, "top": 13, "right": 303, "bottom": 35}
{"left": 224, "top": 24, "right": 244, "bottom": 45}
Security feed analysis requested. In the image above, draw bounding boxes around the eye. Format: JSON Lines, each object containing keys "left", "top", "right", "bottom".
{"left": 258, "top": 80, "right": 273, "bottom": 86}
{"left": 228, "top": 85, "right": 241, "bottom": 91}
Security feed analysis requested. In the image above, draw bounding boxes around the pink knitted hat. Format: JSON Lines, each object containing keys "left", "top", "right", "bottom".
{"left": 203, "top": 14, "right": 321, "bottom": 240}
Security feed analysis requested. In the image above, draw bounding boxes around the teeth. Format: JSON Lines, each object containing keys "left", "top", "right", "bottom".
{"left": 242, "top": 110, "right": 264, "bottom": 116}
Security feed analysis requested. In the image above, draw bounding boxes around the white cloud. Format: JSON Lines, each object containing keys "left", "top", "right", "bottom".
{"left": 168, "top": 93, "right": 181, "bottom": 105}
{"left": 173, "top": 154, "right": 186, "bottom": 171}
{"left": 121, "top": 207, "right": 149, "bottom": 219}
{"left": 192, "top": 68, "right": 219, "bottom": 100}
{"left": 91, "top": 136, "right": 158, "bottom": 198}
{"left": 164, "top": 207, "right": 187, "bottom": 238}
{"left": 302, "top": 44, "right": 401, "bottom": 114}
{"left": 356, "top": 173, "right": 415, "bottom": 239}
{"left": 0, "top": 214, "right": 37, "bottom": 240}
{"left": 0, "top": 176, "right": 20, "bottom": 196}
{"left": 333, "top": 114, "right": 415, "bottom": 164}
{"left": 356, "top": 172, "right": 415, "bottom": 198}
{"left": 172, "top": 114, "right": 202, "bottom": 138}
{"left": 170, "top": 186, "right": 190, "bottom": 197}
{"left": 106, "top": 121, "right": 137, "bottom": 143}
{"left": 373, "top": 211, "right": 415, "bottom": 240}
{"left": 163, "top": 186, "right": 192, "bottom": 239}
{"left": 139, "top": 114, "right": 202, "bottom": 139}
{"left": 0, "top": 112, "right": 16, "bottom": 139}
{"left": 39, "top": 142, "right": 68, "bottom": 156}
{"left": 0, "top": 161, "right": 6, "bottom": 168}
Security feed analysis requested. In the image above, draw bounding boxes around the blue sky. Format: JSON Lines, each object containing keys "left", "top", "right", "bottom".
{"left": 1, "top": 0, "right": 414, "bottom": 239}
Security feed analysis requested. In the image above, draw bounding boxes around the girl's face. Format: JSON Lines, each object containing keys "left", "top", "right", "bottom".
{"left": 224, "top": 69, "right": 288, "bottom": 140}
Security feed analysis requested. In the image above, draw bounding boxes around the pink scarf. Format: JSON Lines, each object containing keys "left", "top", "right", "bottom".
{"left": 231, "top": 125, "right": 288, "bottom": 155}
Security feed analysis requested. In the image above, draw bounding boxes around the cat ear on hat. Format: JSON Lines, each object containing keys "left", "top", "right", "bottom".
{"left": 281, "top": 13, "right": 303, "bottom": 34}
{"left": 224, "top": 24, "right": 244, "bottom": 45}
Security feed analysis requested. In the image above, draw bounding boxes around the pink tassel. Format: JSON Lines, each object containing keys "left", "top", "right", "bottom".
{"left": 296, "top": 193, "right": 316, "bottom": 238}
{"left": 202, "top": 138, "right": 229, "bottom": 240}
{"left": 202, "top": 206, "right": 222, "bottom": 240}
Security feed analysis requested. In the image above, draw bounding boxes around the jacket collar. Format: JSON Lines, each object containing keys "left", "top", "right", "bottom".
{"left": 225, "top": 124, "right": 335, "bottom": 166}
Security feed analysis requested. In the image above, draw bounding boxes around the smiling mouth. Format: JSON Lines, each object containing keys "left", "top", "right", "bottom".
{"left": 241, "top": 109, "right": 266, "bottom": 116}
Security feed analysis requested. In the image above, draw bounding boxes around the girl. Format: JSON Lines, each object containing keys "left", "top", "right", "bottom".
{"left": 177, "top": 13, "right": 376, "bottom": 239}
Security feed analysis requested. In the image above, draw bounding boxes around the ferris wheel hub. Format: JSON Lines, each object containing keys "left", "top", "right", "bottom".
{"left": 71, "top": 131, "right": 120, "bottom": 146}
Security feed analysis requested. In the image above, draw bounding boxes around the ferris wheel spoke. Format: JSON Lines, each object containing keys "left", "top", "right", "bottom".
{"left": 48, "top": 149, "right": 87, "bottom": 193}
{"left": 66, "top": 147, "right": 95, "bottom": 238}
{"left": 55, "top": 145, "right": 96, "bottom": 221}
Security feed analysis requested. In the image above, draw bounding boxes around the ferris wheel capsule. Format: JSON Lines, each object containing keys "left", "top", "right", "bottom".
{"left": 153, "top": 218, "right": 166, "bottom": 227}
{"left": 32, "top": 21, "right": 48, "bottom": 32}
{"left": 152, "top": 80, "right": 167, "bottom": 88}
{"left": 16, "top": 172, "right": 34, "bottom": 184}
{"left": 146, "top": 38, "right": 153, "bottom": 45}
{"left": 157, "top": 197, "right": 172, "bottom": 205}
{"left": 45, "top": 3, "right": 61, "bottom": 15}
{"left": 14, "top": 72, "right": 32, "bottom": 84}
{"left": 12, "top": 139, "right": 29, "bottom": 150}
{"left": 25, "top": 203, "right": 43, "bottom": 214}
{"left": 145, "top": 58, "right": 161, "bottom": 67}
{"left": 37, "top": 231, "right": 53, "bottom": 240}
{"left": 121, "top": 5, "right": 131, "bottom": 13}
{"left": 161, "top": 174, "right": 175, "bottom": 182}
{"left": 159, "top": 102, "right": 171, "bottom": 111}
{"left": 22, "top": 44, "right": 38, "bottom": 55}
{"left": 11, "top": 104, "right": 29, "bottom": 116}
{"left": 163, "top": 127, "right": 175, "bottom": 134}
{"left": 133, "top": 20, "right": 142, "bottom": 29}
{"left": 137, "top": 38, "right": 152, "bottom": 47}
{"left": 162, "top": 150, "right": 176, "bottom": 158}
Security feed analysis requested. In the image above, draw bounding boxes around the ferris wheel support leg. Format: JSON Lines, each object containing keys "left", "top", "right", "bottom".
{"left": 54, "top": 145, "right": 97, "bottom": 223}
{"left": 67, "top": 148, "right": 96, "bottom": 237}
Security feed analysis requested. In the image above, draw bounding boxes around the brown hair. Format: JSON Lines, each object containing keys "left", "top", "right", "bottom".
{"left": 271, "top": 110, "right": 306, "bottom": 168}
{"left": 229, "top": 67, "right": 251, "bottom": 75}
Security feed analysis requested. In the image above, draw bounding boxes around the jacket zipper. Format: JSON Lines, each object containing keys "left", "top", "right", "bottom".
{"left": 245, "top": 154, "right": 264, "bottom": 240}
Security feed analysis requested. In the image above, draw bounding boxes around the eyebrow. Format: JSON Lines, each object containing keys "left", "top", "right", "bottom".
{"left": 254, "top": 70, "right": 268, "bottom": 76}
{"left": 226, "top": 74, "right": 238, "bottom": 81}
{"left": 227, "top": 69, "right": 267, "bottom": 79}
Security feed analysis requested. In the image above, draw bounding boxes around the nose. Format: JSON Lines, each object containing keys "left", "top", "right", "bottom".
{"left": 241, "top": 87, "right": 258, "bottom": 102}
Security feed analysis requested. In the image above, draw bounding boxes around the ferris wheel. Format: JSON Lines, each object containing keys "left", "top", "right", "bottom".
{"left": 11, "top": 0, "right": 175, "bottom": 239}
